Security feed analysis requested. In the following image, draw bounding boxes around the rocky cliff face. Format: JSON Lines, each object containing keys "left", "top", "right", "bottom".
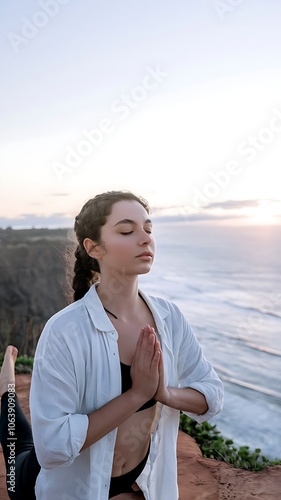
{"left": 0, "top": 229, "right": 70, "bottom": 353}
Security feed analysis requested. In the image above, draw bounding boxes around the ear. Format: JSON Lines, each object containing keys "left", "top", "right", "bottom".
{"left": 83, "top": 238, "right": 103, "bottom": 260}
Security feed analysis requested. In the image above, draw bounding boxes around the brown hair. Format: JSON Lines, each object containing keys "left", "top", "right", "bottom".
{"left": 69, "top": 190, "right": 150, "bottom": 302}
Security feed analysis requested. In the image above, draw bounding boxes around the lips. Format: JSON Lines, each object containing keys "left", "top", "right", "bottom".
{"left": 136, "top": 252, "right": 153, "bottom": 258}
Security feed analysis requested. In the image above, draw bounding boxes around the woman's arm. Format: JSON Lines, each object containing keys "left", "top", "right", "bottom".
{"left": 160, "top": 387, "right": 208, "bottom": 415}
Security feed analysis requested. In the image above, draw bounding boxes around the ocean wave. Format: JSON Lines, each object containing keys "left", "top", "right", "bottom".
{"left": 222, "top": 301, "right": 281, "bottom": 320}
{"left": 218, "top": 331, "right": 281, "bottom": 358}
{"left": 243, "top": 342, "right": 281, "bottom": 357}
{"left": 216, "top": 366, "right": 281, "bottom": 402}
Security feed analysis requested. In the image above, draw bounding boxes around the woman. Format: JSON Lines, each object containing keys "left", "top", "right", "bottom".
{"left": 2, "top": 190, "right": 223, "bottom": 499}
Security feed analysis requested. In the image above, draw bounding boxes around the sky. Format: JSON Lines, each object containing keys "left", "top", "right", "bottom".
{"left": 1, "top": 0, "right": 281, "bottom": 228}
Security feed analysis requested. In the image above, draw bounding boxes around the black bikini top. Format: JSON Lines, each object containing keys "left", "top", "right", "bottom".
{"left": 120, "top": 362, "right": 157, "bottom": 412}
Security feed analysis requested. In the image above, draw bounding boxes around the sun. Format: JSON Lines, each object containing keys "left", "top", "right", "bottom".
{"left": 250, "top": 201, "right": 280, "bottom": 225}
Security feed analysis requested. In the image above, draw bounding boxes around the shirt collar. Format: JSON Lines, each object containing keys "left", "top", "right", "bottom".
{"left": 82, "top": 284, "right": 115, "bottom": 332}
{"left": 82, "top": 283, "right": 170, "bottom": 333}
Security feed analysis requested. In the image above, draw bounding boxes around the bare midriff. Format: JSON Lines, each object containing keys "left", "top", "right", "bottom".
{"left": 111, "top": 403, "right": 159, "bottom": 476}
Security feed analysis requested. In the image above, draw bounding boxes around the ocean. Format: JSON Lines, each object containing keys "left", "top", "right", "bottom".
{"left": 139, "top": 221, "right": 281, "bottom": 460}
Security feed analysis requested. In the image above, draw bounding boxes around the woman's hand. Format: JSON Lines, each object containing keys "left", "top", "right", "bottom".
{"left": 154, "top": 348, "right": 170, "bottom": 405}
{"left": 130, "top": 325, "right": 160, "bottom": 402}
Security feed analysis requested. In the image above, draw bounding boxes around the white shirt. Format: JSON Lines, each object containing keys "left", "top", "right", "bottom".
{"left": 30, "top": 284, "right": 223, "bottom": 500}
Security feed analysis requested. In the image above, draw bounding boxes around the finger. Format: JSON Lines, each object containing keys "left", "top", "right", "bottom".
{"left": 141, "top": 326, "right": 154, "bottom": 355}
{"left": 142, "top": 333, "right": 155, "bottom": 368}
{"left": 133, "top": 326, "right": 157, "bottom": 370}
{"left": 145, "top": 329, "right": 159, "bottom": 367}
{"left": 150, "top": 347, "right": 160, "bottom": 378}
{"left": 158, "top": 349, "right": 164, "bottom": 376}
{"left": 150, "top": 340, "right": 161, "bottom": 371}
{"left": 136, "top": 327, "right": 151, "bottom": 367}
{"left": 154, "top": 339, "right": 161, "bottom": 357}
{"left": 143, "top": 324, "right": 153, "bottom": 336}
{"left": 146, "top": 325, "right": 156, "bottom": 337}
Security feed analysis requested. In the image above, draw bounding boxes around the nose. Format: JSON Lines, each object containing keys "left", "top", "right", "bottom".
{"left": 139, "top": 229, "right": 153, "bottom": 246}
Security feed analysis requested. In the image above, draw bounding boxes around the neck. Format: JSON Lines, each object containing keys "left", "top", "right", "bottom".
{"left": 96, "top": 276, "right": 140, "bottom": 321}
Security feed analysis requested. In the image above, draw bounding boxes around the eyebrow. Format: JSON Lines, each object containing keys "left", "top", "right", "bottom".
{"left": 113, "top": 218, "right": 152, "bottom": 227}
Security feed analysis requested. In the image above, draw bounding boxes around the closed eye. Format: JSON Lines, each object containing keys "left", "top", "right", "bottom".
{"left": 120, "top": 228, "right": 152, "bottom": 235}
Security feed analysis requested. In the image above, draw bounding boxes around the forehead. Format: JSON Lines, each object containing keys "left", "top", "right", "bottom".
{"left": 107, "top": 200, "right": 149, "bottom": 224}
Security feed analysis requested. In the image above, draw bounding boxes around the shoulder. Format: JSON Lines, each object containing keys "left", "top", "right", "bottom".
{"left": 150, "top": 294, "right": 182, "bottom": 314}
{"left": 35, "top": 299, "right": 88, "bottom": 354}
{"left": 44, "top": 299, "right": 86, "bottom": 330}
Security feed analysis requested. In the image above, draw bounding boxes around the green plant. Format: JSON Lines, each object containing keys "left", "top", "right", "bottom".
{"left": 0, "top": 353, "right": 34, "bottom": 373}
{"left": 179, "top": 413, "right": 281, "bottom": 471}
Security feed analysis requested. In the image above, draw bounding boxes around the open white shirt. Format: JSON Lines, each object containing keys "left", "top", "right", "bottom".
{"left": 30, "top": 284, "right": 223, "bottom": 500}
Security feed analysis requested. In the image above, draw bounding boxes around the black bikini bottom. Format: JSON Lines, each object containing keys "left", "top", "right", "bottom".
{"left": 109, "top": 443, "right": 150, "bottom": 498}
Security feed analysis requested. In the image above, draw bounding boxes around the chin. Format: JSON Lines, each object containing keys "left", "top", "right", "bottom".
{"left": 138, "top": 266, "right": 152, "bottom": 275}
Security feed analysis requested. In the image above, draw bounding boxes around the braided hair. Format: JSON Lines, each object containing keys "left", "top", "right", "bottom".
{"left": 72, "top": 191, "right": 150, "bottom": 301}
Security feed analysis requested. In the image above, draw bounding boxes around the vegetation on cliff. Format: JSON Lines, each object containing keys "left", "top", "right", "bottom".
{"left": 179, "top": 413, "right": 281, "bottom": 471}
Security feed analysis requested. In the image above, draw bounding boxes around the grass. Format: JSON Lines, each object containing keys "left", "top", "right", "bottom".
{"left": 179, "top": 413, "right": 281, "bottom": 471}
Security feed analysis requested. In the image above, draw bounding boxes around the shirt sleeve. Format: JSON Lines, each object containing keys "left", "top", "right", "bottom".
{"left": 176, "top": 310, "right": 224, "bottom": 423}
{"left": 29, "top": 322, "right": 89, "bottom": 470}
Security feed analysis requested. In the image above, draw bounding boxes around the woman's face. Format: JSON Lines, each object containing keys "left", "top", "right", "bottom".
{"left": 94, "top": 199, "right": 155, "bottom": 277}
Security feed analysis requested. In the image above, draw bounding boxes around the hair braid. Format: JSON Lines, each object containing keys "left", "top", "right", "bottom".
{"left": 72, "top": 245, "right": 96, "bottom": 301}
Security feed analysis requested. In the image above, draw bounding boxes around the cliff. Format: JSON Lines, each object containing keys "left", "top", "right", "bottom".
{"left": 0, "top": 228, "right": 70, "bottom": 353}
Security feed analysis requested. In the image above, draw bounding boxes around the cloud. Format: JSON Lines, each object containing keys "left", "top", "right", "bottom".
{"left": 204, "top": 199, "right": 281, "bottom": 211}
{"left": 154, "top": 213, "right": 245, "bottom": 223}
{"left": 0, "top": 213, "right": 73, "bottom": 229}
{"left": 204, "top": 200, "right": 260, "bottom": 210}
{"left": 152, "top": 198, "right": 281, "bottom": 225}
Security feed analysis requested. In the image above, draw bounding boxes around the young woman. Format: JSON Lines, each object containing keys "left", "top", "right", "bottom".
{"left": 1, "top": 190, "right": 223, "bottom": 499}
